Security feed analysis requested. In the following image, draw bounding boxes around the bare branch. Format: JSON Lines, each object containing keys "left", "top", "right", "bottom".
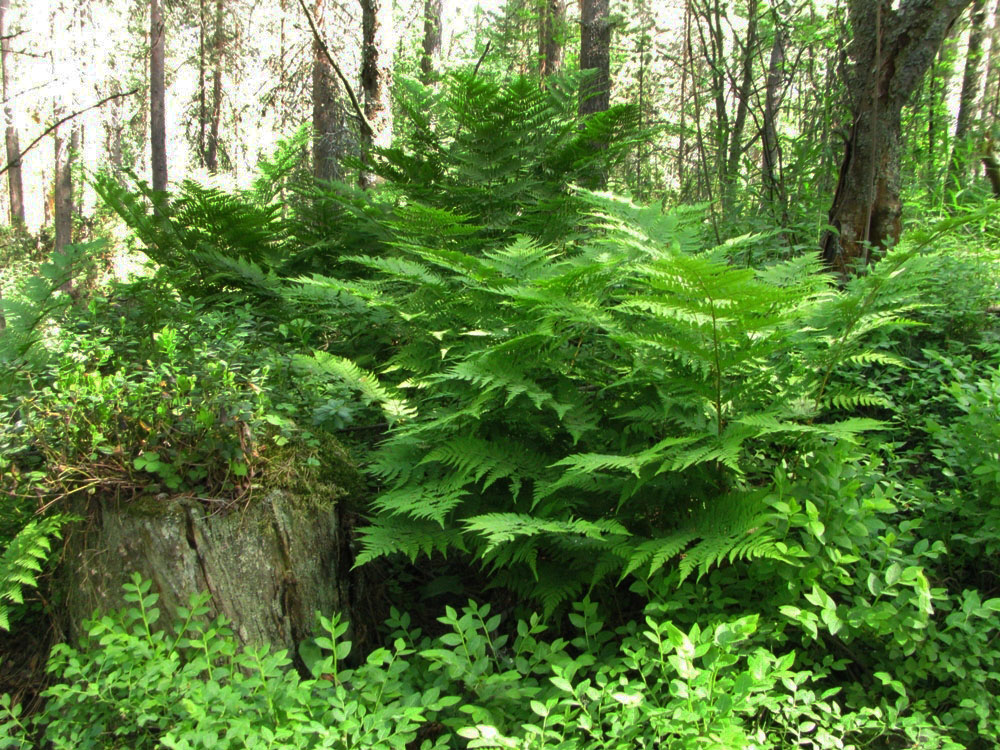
{"left": 296, "top": 0, "right": 373, "bottom": 138}
{"left": 472, "top": 40, "right": 492, "bottom": 78}
{"left": 0, "top": 88, "right": 138, "bottom": 177}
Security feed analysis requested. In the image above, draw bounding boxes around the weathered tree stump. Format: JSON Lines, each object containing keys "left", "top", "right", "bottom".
{"left": 56, "top": 447, "right": 364, "bottom": 655}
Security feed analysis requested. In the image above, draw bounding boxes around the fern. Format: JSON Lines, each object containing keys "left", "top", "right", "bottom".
{"left": 0, "top": 515, "right": 70, "bottom": 631}
{"left": 0, "top": 242, "right": 92, "bottom": 382}
{"left": 299, "top": 186, "right": 939, "bottom": 608}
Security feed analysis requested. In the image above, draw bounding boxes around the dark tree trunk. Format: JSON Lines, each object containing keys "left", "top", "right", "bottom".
{"left": 150, "top": 0, "right": 168, "bottom": 195}
{"left": 0, "top": 0, "right": 24, "bottom": 226}
{"left": 821, "top": 0, "right": 973, "bottom": 277}
{"left": 360, "top": 0, "right": 393, "bottom": 189}
{"left": 539, "top": 0, "right": 564, "bottom": 77}
{"left": 761, "top": 23, "right": 787, "bottom": 219}
{"left": 949, "top": 0, "right": 987, "bottom": 189}
{"left": 579, "top": 0, "right": 610, "bottom": 116}
{"left": 722, "top": 0, "right": 757, "bottom": 211}
{"left": 312, "top": 0, "right": 342, "bottom": 182}
{"left": 206, "top": 0, "right": 224, "bottom": 173}
{"left": 420, "top": 0, "right": 442, "bottom": 84}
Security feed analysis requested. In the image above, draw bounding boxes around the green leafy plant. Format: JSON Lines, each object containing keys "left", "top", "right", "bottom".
{"left": 2, "top": 576, "right": 969, "bottom": 749}
{"left": 294, "top": 191, "right": 933, "bottom": 610}
{"left": 0, "top": 515, "right": 70, "bottom": 632}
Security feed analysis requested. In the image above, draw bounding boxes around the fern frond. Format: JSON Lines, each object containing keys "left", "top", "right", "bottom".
{"left": 0, "top": 515, "right": 71, "bottom": 631}
{"left": 294, "top": 352, "right": 416, "bottom": 423}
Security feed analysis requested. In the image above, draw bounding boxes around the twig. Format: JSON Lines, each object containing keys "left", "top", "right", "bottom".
{"left": 472, "top": 40, "right": 492, "bottom": 78}
{"left": 296, "top": 0, "right": 374, "bottom": 138}
{"left": 0, "top": 88, "right": 138, "bottom": 177}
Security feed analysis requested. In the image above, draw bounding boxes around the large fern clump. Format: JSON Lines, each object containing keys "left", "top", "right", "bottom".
{"left": 295, "top": 189, "right": 929, "bottom": 610}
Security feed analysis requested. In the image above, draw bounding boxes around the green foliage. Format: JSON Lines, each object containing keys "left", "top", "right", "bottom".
{"left": 297, "top": 191, "right": 934, "bottom": 608}
{"left": 0, "top": 515, "right": 70, "bottom": 632}
{"left": 0, "top": 241, "right": 93, "bottom": 381}
{"left": 1, "top": 575, "right": 977, "bottom": 749}
{"left": 0, "top": 285, "right": 364, "bottom": 511}
{"left": 1, "top": 574, "right": 440, "bottom": 749}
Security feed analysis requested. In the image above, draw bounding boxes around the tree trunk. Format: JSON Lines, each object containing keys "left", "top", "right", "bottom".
{"left": 420, "top": 0, "right": 442, "bottom": 84}
{"left": 949, "top": 0, "right": 988, "bottom": 189}
{"left": 106, "top": 90, "right": 124, "bottom": 177}
{"left": 54, "top": 115, "right": 78, "bottom": 280}
{"left": 539, "top": 0, "right": 565, "bottom": 77}
{"left": 761, "top": 23, "right": 787, "bottom": 219}
{"left": 150, "top": 0, "right": 168, "bottom": 195}
{"left": 0, "top": 0, "right": 24, "bottom": 226}
{"left": 198, "top": 0, "right": 207, "bottom": 167}
{"left": 206, "top": 0, "right": 224, "bottom": 173}
{"left": 979, "top": 0, "right": 1000, "bottom": 122}
{"left": 312, "top": 0, "right": 342, "bottom": 182}
{"left": 821, "top": 0, "right": 973, "bottom": 277}
{"left": 723, "top": 0, "right": 757, "bottom": 210}
{"left": 360, "top": 0, "right": 393, "bottom": 189}
{"left": 579, "top": 0, "right": 610, "bottom": 116}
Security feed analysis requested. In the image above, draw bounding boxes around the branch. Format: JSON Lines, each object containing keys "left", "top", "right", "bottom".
{"left": 472, "top": 40, "right": 492, "bottom": 78}
{"left": 0, "top": 88, "right": 138, "bottom": 177}
{"left": 296, "top": 0, "right": 373, "bottom": 138}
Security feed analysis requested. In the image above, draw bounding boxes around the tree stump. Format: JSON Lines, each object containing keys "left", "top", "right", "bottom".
{"left": 56, "top": 449, "right": 363, "bottom": 655}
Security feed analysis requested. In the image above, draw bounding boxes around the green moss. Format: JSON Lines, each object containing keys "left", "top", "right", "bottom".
{"left": 259, "top": 433, "right": 364, "bottom": 509}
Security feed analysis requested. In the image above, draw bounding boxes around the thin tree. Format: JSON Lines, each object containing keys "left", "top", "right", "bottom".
{"left": 722, "top": 0, "right": 758, "bottom": 211}
{"left": 150, "top": 0, "right": 168, "bottom": 195}
{"left": 579, "top": 0, "right": 611, "bottom": 116}
{"left": 0, "top": 0, "right": 24, "bottom": 226}
{"left": 206, "top": 0, "right": 224, "bottom": 173}
{"left": 198, "top": 0, "right": 207, "bottom": 166}
{"left": 360, "top": 0, "right": 393, "bottom": 189}
{"left": 761, "top": 19, "right": 787, "bottom": 222}
{"left": 949, "top": 0, "right": 988, "bottom": 190}
{"left": 53, "top": 118, "right": 78, "bottom": 257}
{"left": 539, "top": 0, "right": 565, "bottom": 77}
{"left": 312, "top": 0, "right": 342, "bottom": 182}
{"left": 420, "top": 0, "right": 442, "bottom": 84}
{"left": 979, "top": 0, "right": 1000, "bottom": 122}
{"left": 821, "top": 0, "right": 973, "bottom": 277}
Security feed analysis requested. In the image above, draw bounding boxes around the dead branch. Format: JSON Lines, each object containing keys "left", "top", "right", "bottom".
{"left": 0, "top": 88, "right": 138, "bottom": 177}
{"left": 295, "top": 0, "right": 374, "bottom": 138}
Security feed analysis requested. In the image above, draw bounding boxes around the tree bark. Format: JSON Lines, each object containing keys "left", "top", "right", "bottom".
{"left": 360, "top": 0, "right": 393, "bottom": 189}
{"left": 979, "top": 0, "right": 1000, "bottom": 122}
{"left": 723, "top": 0, "right": 758, "bottom": 209}
{"left": 539, "top": 0, "right": 565, "bottom": 77}
{"left": 821, "top": 0, "right": 973, "bottom": 277}
{"left": 312, "top": 0, "right": 342, "bottom": 182}
{"left": 53, "top": 118, "right": 78, "bottom": 260}
{"left": 420, "top": 0, "right": 442, "bottom": 84}
{"left": 949, "top": 0, "right": 988, "bottom": 189}
{"left": 106, "top": 90, "right": 124, "bottom": 177}
{"left": 198, "top": 0, "right": 207, "bottom": 167}
{"left": 761, "top": 23, "right": 787, "bottom": 221}
{"left": 206, "top": 0, "right": 224, "bottom": 173}
{"left": 579, "top": 0, "right": 611, "bottom": 116}
{"left": 0, "top": 0, "right": 24, "bottom": 226}
{"left": 58, "top": 489, "right": 359, "bottom": 652}
{"left": 150, "top": 0, "right": 168, "bottom": 195}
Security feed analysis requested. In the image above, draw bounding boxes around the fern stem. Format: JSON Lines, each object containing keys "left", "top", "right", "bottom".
{"left": 710, "top": 303, "right": 723, "bottom": 438}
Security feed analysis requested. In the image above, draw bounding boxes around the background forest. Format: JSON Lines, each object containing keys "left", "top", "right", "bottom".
{"left": 1, "top": 0, "right": 1000, "bottom": 747}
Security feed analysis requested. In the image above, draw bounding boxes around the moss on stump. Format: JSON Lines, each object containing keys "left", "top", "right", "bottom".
{"left": 57, "top": 443, "right": 363, "bottom": 654}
